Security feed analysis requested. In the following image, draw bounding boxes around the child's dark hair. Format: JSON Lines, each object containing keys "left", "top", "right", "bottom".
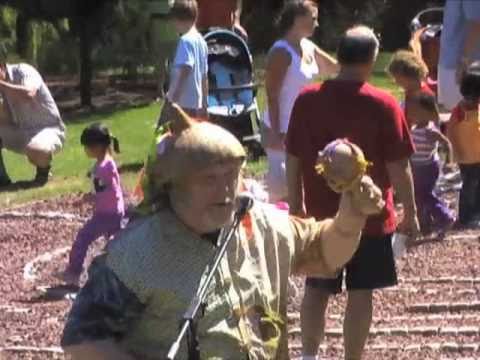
{"left": 169, "top": 0, "right": 198, "bottom": 22}
{"left": 80, "top": 123, "right": 120, "bottom": 153}
{"left": 460, "top": 61, "right": 480, "bottom": 101}
{"left": 387, "top": 50, "right": 428, "bottom": 80}
{"left": 276, "top": 0, "right": 316, "bottom": 37}
{"left": 411, "top": 93, "right": 439, "bottom": 115}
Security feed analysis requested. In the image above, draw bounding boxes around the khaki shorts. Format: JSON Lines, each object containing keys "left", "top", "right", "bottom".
{"left": 0, "top": 125, "right": 65, "bottom": 154}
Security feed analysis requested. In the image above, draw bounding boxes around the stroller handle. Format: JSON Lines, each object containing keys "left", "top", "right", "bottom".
{"left": 209, "top": 83, "right": 258, "bottom": 92}
{"left": 411, "top": 7, "right": 444, "bottom": 32}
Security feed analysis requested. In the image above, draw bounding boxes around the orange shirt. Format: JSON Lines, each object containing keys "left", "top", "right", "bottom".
{"left": 447, "top": 102, "right": 480, "bottom": 164}
{"left": 197, "top": 0, "right": 237, "bottom": 30}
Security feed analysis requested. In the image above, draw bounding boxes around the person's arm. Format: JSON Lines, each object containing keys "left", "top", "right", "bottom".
{"left": 265, "top": 47, "right": 291, "bottom": 149}
{"left": 0, "top": 79, "right": 38, "bottom": 100}
{"left": 427, "top": 127, "right": 454, "bottom": 164}
{"left": 313, "top": 45, "right": 339, "bottom": 77}
{"left": 0, "top": 65, "right": 42, "bottom": 100}
{"left": 200, "top": 74, "right": 209, "bottom": 119}
{"left": 168, "top": 65, "right": 191, "bottom": 104}
{"left": 290, "top": 175, "right": 384, "bottom": 275}
{"left": 409, "top": 28, "right": 424, "bottom": 59}
{"left": 386, "top": 158, "right": 419, "bottom": 238}
{"left": 379, "top": 97, "right": 419, "bottom": 239}
{"left": 61, "top": 256, "right": 145, "bottom": 359}
{"left": 167, "top": 38, "right": 194, "bottom": 104}
{"left": 286, "top": 153, "right": 306, "bottom": 217}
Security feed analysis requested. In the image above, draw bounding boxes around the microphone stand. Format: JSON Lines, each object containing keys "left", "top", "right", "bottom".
{"left": 166, "top": 200, "right": 251, "bottom": 360}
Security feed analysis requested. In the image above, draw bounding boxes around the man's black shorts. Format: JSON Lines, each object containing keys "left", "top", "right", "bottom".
{"left": 306, "top": 233, "right": 397, "bottom": 294}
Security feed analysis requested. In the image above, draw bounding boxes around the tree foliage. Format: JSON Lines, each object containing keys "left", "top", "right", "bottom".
{"left": 0, "top": 0, "right": 448, "bottom": 106}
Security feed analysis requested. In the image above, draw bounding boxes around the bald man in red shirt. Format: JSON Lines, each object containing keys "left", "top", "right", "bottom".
{"left": 286, "top": 26, "right": 419, "bottom": 360}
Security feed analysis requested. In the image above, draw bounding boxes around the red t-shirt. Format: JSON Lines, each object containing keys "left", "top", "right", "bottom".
{"left": 404, "top": 82, "right": 435, "bottom": 128}
{"left": 286, "top": 80, "right": 414, "bottom": 237}
{"left": 197, "top": 0, "right": 237, "bottom": 30}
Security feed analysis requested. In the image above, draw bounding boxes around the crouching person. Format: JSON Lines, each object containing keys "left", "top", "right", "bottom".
{"left": 0, "top": 62, "right": 65, "bottom": 187}
{"left": 61, "top": 104, "right": 384, "bottom": 359}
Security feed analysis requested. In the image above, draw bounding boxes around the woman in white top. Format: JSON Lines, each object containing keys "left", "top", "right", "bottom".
{"left": 263, "top": 0, "right": 338, "bottom": 202}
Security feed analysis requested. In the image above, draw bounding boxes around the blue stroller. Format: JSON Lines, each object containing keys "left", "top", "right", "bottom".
{"left": 204, "top": 29, "right": 263, "bottom": 159}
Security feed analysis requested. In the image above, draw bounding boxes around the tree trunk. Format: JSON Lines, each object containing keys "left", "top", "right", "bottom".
{"left": 79, "top": 17, "right": 92, "bottom": 107}
{"left": 16, "top": 13, "right": 29, "bottom": 59}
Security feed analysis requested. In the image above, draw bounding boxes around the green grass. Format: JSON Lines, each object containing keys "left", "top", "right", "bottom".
{"left": 0, "top": 52, "right": 401, "bottom": 208}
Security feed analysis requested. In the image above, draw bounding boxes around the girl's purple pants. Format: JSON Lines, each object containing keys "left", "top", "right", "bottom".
{"left": 66, "top": 212, "right": 123, "bottom": 276}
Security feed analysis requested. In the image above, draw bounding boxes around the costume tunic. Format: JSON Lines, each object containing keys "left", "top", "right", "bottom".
{"left": 62, "top": 202, "right": 350, "bottom": 359}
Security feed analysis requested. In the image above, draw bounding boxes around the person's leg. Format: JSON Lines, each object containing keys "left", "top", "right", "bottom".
{"left": 426, "top": 161, "right": 455, "bottom": 228}
{"left": 64, "top": 214, "right": 119, "bottom": 279}
{"left": 25, "top": 146, "right": 52, "bottom": 185}
{"left": 343, "top": 289, "right": 373, "bottom": 360}
{"left": 301, "top": 276, "right": 342, "bottom": 358}
{"left": 459, "top": 164, "right": 478, "bottom": 225}
{"left": 300, "top": 285, "right": 330, "bottom": 357}
{"left": 0, "top": 125, "right": 32, "bottom": 185}
{"left": 344, "top": 234, "right": 397, "bottom": 360}
{"left": 411, "top": 163, "right": 433, "bottom": 233}
{"left": 26, "top": 127, "right": 64, "bottom": 184}
{"left": 472, "top": 163, "right": 480, "bottom": 221}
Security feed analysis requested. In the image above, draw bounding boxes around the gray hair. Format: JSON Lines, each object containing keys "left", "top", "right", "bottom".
{"left": 337, "top": 25, "right": 380, "bottom": 65}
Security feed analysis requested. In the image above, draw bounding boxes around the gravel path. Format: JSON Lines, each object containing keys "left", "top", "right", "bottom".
{"left": 1, "top": 191, "right": 479, "bottom": 359}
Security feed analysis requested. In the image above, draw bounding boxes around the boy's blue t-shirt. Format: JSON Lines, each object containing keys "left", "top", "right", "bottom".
{"left": 169, "top": 27, "right": 208, "bottom": 109}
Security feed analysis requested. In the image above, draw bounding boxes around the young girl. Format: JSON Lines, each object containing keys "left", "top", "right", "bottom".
{"left": 387, "top": 50, "right": 436, "bottom": 128}
{"left": 409, "top": 93, "right": 455, "bottom": 236}
{"left": 447, "top": 62, "right": 480, "bottom": 227}
{"left": 58, "top": 123, "right": 125, "bottom": 285}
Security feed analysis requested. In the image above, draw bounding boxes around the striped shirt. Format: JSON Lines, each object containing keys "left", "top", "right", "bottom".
{"left": 4, "top": 63, "right": 63, "bottom": 131}
{"left": 410, "top": 122, "right": 439, "bottom": 165}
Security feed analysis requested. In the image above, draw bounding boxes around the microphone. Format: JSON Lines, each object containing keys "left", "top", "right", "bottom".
{"left": 236, "top": 193, "right": 254, "bottom": 218}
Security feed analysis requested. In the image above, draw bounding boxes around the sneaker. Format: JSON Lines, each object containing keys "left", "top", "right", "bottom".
{"left": 33, "top": 166, "right": 51, "bottom": 186}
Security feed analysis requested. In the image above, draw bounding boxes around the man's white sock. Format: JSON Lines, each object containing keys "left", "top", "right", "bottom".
{"left": 302, "top": 356, "right": 318, "bottom": 360}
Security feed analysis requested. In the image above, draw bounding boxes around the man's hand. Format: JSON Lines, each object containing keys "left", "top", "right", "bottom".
{"left": 386, "top": 158, "right": 419, "bottom": 245}
{"left": 398, "top": 211, "right": 421, "bottom": 247}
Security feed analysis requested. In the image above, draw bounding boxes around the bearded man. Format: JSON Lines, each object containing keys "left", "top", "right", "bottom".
{"left": 61, "top": 104, "right": 383, "bottom": 359}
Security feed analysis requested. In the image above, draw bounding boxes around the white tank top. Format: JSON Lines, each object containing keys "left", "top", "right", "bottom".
{"left": 263, "top": 38, "right": 319, "bottom": 133}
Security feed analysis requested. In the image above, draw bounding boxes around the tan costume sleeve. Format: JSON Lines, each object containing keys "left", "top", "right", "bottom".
{"left": 289, "top": 212, "right": 365, "bottom": 277}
